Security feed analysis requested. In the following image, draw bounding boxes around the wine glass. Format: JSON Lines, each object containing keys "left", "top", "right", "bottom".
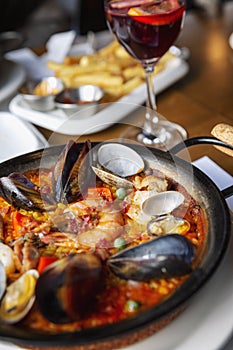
{"left": 104, "top": 0, "right": 187, "bottom": 149}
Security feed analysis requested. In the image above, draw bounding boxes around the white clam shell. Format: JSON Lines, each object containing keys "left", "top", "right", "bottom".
{"left": 97, "top": 143, "right": 144, "bottom": 177}
{"left": 0, "top": 242, "right": 15, "bottom": 276}
{"left": 0, "top": 261, "right": 6, "bottom": 301}
{"left": 142, "top": 191, "right": 185, "bottom": 216}
{"left": 0, "top": 269, "right": 39, "bottom": 324}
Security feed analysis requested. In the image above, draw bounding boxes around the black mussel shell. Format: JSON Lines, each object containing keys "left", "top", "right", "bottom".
{"left": 108, "top": 234, "right": 195, "bottom": 281}
{"left": 52, "top": 140, "right": 93, "bottom": 204}
{"left": 0, "top": 173, "right": 55, "bottom": 212}
{"left": 35, "top": 253, "right": 103, "bottom": 324}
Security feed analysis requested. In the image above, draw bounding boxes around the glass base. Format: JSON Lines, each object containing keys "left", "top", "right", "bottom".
{"left": 120, "top": 120, "right": 187, "bottom": 151}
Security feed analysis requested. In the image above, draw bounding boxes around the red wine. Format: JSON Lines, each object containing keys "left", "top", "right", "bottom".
{"left": 105, "top": 0, "right": 185, "bottom": 65}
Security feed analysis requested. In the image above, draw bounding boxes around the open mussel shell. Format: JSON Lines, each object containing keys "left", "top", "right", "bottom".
{"left": 35, "top": 253, "right": 103, "bottom": 324}
{"left": 97, "top": 143, "right": 144, "bottom": 177}
{"left": 0, "top": 269, "right": 39, "bottom": 324}
{"left": 142, "top": 191, "right": 185, "bottom": 216}
{"left": 52, "top": 140, "right": 93, "bottom": 204}
{"left": 108, "top": 234, "right": 195, "bottom": 282}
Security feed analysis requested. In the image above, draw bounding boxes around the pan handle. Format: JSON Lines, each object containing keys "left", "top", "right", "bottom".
{"left": 169, "top": 136, "right": 233, "bottom": 155}
{"left": 170, "top": 123, "right": 233, "bottom": 156}
{"left": 169, "top": 136, "right": 233, "bottom": 199}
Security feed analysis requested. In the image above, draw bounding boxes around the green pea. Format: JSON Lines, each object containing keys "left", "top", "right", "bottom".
{"left": 125, "top": 300, "right": 141, "bottom": 312}
{"left": 114, "top": 237, "right": 126, "bottom": 250}
{"left": 116, "top": 187, "right": 126, "bottom": 200}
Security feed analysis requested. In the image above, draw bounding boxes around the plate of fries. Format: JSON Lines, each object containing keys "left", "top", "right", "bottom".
{"left": 9, "top": 40, "right": 189, "bottom": 135}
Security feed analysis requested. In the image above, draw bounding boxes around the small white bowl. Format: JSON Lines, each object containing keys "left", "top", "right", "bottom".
{"left": 54, "top": 85, "right": 104, "bottom": 117}
{"left": 19, "top": 77, "right": 65, "bottom": 112}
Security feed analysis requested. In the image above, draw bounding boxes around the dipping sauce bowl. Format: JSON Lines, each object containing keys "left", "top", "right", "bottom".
{"left": 19, "top": 77, "right": 65, "bottom": 112}
{"left": 54, "top": 85, "right": 104, "bottom": 117}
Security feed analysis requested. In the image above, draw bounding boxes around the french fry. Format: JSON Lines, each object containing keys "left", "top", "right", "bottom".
{"left": 47, "top": 40, "right": 174, "bottom": 102}
{"left": 62, "top": 73, "right": 124, "bottom": 89}
{"left": 123, "top": 65, "right": 144, "bottom": 80}
{"left": 63, "top": 55, "right": 82, "bottom": 65}
{"left": 98, "top": 40, "right": 119, "bottom": 56}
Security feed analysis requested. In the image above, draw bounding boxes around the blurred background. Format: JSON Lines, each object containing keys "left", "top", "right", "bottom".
{"left": 0, "top": 0, "right": 232, "bottom": 49}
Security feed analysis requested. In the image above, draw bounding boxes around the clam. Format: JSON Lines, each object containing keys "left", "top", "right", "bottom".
{"left": 108, "top": 234, "right": 195, "bottom": 281}
{"left": 147, "top": 215, "right": 190, "bottom": 236}
{"left": 142, "top": 191, "right": 185, "bottom": 217}
{"left": 0, "top": 242, "right": 16, "bottom": 276}
{"left": 0, "top": 269, "right": 39, "bottom": 324}
{"left": 0, "top": 261, "right": 6, "bottom": 301}
{"left": 52, "top": 140, "right": 93, "bottom": 204}
{"left": 97, "top": 143, "right": 144, "bottom": 177}
{"left": 0, "top": 173, "right": 56, "bottom": 212}
{"left": 92, "top": 143, "right": 144, "bottom": 188}
{"left": 92, "top": 166, "right": 134, "bottom": 189}
{"left": 35, "top": 253, "right": 103, "bottom": 324}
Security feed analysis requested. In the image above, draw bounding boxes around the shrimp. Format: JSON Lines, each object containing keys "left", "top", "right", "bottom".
{"left": 77, "top": 206, "right": 124, "bottom": 249}
{"left": 41, "top": 198, "right": 125, "bottom": 251}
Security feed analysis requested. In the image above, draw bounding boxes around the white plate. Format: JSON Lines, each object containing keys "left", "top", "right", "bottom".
{"left": 0, "top": 112, "right": 48, "bottom": 163}
{"left": 9, "top": 57, "right": 189, "bottom": 135}
{"left": 0, "top": 158, "right": 232, "bottom": 350}
{"left": 0, "top": 59, "right": 25, "bottom": 102}
{"left": 123, "top": 227, "right": 233, "bottom": 350}
{"left": 229, "top": 32, "right": 233, "bottom": 49}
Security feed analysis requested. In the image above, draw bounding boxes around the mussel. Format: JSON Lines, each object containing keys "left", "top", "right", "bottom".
{"left": 0, "top": 269, "right": 39, "bottom": 324}
{"left": 0, "top": 173, "right": 55, "bottom": 212}
{"left": 52, "top": 140, "right": 93, "bottom": 204}
{"left": 35, "top": 253, "right": 103, "bottom": 324}
{"left": 0, "top": 141, "right": 94, "bottom": 211}
{"left": 108, "top": 234, "right": 195, "bottom": 282}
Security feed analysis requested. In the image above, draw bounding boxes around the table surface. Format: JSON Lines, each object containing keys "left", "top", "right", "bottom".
{"left": 36, "top": 2, "right": 233, "bottom": 176}
{"left": 0, "top": 3, "right": 233, "bottom": 350}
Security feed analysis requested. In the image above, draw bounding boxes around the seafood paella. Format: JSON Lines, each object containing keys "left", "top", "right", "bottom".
{"left": 0, "top": 140, "right": 207, "bottom": 332}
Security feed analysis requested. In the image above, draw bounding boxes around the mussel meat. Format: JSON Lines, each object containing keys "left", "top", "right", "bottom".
{"left": 0, "top": 173, "right": 56, "bottom": 212}
{"left": 108, "top": 234, "right": 195, "bottom": 282}
{"left": 142, "top": 191, "right": 185, "bottom": 217}
{"left": 35, "top": 253, "right": 103, "bottom": 324}
{"left": 0, "top": 269, "right": 39, "bottom": 324}
{"left": 52, "top": 140, "right": 93, "bottom": 204}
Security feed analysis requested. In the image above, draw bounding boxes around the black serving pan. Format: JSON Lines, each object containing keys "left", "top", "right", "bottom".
{"left": 0, "top": 136, "right": 232, "bottom": 350}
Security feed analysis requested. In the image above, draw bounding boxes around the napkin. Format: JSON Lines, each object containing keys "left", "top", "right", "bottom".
{"left": 229, "top": 32, "right": 233, "bottom": 50}
{"left": 193, "top": 156, "right": 233, "bottom": 212}
{"left": 0, "top": 156, "right": 232, "bottom": 350}
{"left": 5, "top": 31, "right": 76, "bottom": 80}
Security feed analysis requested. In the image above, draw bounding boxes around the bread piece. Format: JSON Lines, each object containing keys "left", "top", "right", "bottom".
{"left": 211, "top": 123, "right": 233, "bottom": 157}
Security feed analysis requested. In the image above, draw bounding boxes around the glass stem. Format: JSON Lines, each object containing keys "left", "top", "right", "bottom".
{"left": 144, "top": 65, "right": 159, "bottom": 134}
{"left": 145, "top": 65, "right": 157, "bottom": 111}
